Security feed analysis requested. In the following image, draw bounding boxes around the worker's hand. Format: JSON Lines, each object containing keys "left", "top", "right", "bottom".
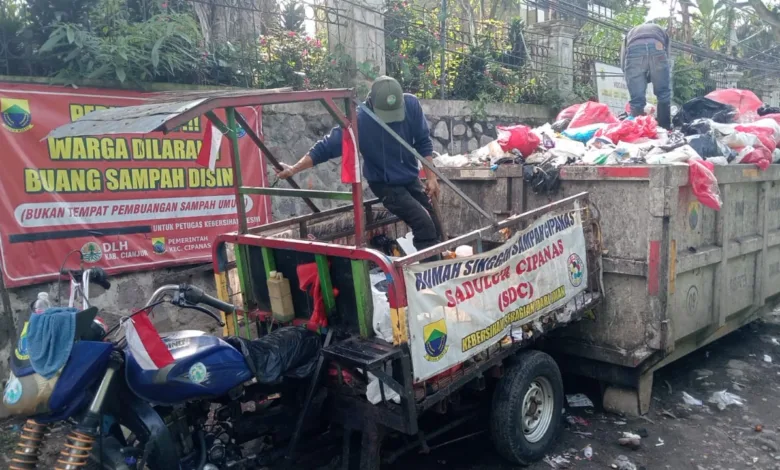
{"left": 275, "top": 162, "right": 295, "bottom": 179}
{"left": 425, "top": 178, "right": 441, "bottom": 200}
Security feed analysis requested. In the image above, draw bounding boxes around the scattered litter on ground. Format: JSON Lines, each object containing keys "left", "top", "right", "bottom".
{"left": 611, "top": 454, "right": 637, "bottom": 470}
{"left": 543, "top": 454, "right": 571, "bottom": 469}
{"left": 682, "top": 391, "right": 704, "bottom": 406}
{"left": 708, "top": 390, "right": 746, "bottom": 410}
{"left": 566, "top": 393, "right": 594, "bottom": 408}
{"left": 656, "top": 437, "right": 665, "bottom": 447}
{"left": 582, "top": 444, "right": 593, "bottom": 459}
{"left": 565, "top": 415, "right": 590, "bottom": 426}
{"left": 571, "top": 431, "right": 593, "bottom": 437}
{"left": 661, "top": 409, "right": 678, "bottom": 419}
{"left": 618, "top": 432, "right": 642, "bottom": 450}
{"left": 613, "top": 420, "right": 627, "bottom": 425}
{"left": 756, "top": 424, "right": 764, "bottom": 432}
{"left": 765, "top": 354, "right": 773, "bottom": 363}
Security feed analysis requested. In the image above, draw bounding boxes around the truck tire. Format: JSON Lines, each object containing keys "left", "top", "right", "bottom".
{"left": 490, "top": 350, "right": 563, "bottom": 465}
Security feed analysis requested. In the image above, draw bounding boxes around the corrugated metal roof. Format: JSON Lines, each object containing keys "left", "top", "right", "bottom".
{"left": 45, "top": 87, "right": 296, "bottom": 139}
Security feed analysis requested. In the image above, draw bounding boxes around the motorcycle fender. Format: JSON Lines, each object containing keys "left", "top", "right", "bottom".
{"left": 115, "top": 392, "right": 180, "bottom": 469}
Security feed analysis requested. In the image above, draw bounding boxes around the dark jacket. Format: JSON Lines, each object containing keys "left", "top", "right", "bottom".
{"left": 620, "top": 24, "right": 670, "bottom": 70}
{"left": 308, "top": 94, "right": 433, "bottom": 185}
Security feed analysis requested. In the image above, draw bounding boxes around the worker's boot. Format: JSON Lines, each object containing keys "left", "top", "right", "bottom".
{"left": 657, "top": 102, "right": 672, "bottom": 130}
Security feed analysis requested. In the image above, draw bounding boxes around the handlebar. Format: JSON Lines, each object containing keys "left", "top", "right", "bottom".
{"left": 61, "top": 267, "right": 111, "bottom": 290}
{"left": 145, "top": 284, "right": 233, "bottom": 327}
{"left": 180, "top": 284, "right": 236, "bottom": 314}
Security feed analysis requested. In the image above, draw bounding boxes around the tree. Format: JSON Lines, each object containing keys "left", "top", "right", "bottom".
{"left": 693, "top": 0, "right": 727, "bottom": 49}
{"left": 280, "top": 1, "right": 306, "bottom": 33}
{"left": 736, "top": 0, "right": 780, "bottom": 41}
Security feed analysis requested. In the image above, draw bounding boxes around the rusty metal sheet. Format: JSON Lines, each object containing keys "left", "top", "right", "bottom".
{"left": 45, "top": 99, "right": 208, "bottom": 138}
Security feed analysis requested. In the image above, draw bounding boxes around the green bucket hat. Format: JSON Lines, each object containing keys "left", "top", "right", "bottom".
{"left": 369, "top": 76, "right": 405, "bottom": 123}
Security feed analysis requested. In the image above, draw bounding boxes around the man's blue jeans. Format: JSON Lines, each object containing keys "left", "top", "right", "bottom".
{"left": 624, "top": 42, "right": 671, "bottom": 116}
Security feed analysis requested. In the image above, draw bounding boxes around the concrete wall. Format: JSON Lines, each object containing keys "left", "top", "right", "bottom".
{"left": 0, "top": 98, "right": 551, "bottom": 385}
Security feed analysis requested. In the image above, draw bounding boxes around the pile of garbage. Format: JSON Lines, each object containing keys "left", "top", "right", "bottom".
{"left": 433, "top": 88, "right": 780, "bottom": 211}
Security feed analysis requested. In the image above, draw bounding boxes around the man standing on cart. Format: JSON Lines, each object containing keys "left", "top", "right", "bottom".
{"left": 276, "top": 76, "right": 443, "bottom": 257}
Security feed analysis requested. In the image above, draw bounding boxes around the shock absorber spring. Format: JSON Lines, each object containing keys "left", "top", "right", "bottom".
{"left": 54, "top": 430, "right": 96, "bottom": 470}
{"left": 9, "top": 420, "right": 48, "bottom": 470}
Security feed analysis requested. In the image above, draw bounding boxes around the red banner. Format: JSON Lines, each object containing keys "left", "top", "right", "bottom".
{"left": 0, "top": 82, "right": 271, "bottom": 287}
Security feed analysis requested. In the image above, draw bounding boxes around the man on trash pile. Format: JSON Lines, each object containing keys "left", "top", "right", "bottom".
{"left": 276, "top": 75, "right": 443, "bottom": 259}
{"left": 621, "top": 22, "right": 672, "bottom": 130}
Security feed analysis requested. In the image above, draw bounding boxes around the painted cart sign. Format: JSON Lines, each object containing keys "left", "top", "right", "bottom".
{"left": 404, "top": 209, "right": 588, "bottom": 381}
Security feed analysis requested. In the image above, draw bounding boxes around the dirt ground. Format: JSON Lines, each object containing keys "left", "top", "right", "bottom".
{"left": 388, "top": 314, "right": 780, "bottom": 470}
{"left": 4, "top": 316, "right": 780, "bottom": 470}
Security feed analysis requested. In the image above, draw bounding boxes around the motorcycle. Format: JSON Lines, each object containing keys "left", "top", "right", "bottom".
{"left": 4, "top": 269, "right": 326, "bottom": 470}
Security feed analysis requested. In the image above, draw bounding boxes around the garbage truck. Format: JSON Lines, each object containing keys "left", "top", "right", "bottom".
{"left": 435, "top": 162, "right": 780, "bottom": 416}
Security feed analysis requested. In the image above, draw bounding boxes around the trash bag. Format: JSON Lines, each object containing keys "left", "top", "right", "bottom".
{"left": 735, "top": 145, "right": 772, "bottom": 170}
{"left": 759, "top": 113, "right": 780, "bottom": 126}
{"left": 758, "top": 105, "right": 780, "bottom": 116}
{"left": 563, "top": 124, "right": 606, "bottom": 143}
{"left": 706, "top": 89, "right": 762, "bottom": 116}
{"left": 735, "top": 124, "right": 777, "bottom": 152}
{"left": 569, "top": 101, "right": 619, "bottom": 128}
{"left": 594, "top": 115, "right": 658, "bottom": 144}
{"left": 496, "top": 125, "right": 540, "bottom": 157}
{"left": 672, "top": 97, "right": 737, "bottom": 128}
{"left": 551, "top": 118, "right": 571, "bottom": 133}
{"left": 556, "top": 103, "right": 583, "bottom": 122}
{"left": 687, "top": 133, "right": 730, "bottom": 159}
{"left": 523, "top": 164, "right": 561, "bottom": 195}
{"left": 688, "top": 159, "right": 722, "bottom": 210}
{"left": 226, "top": 327, "right": 322, "bottom": 383}
{"left": 681, "top": 118, "right": 713, "bottom": 136}
{"left": 623, "top": 102, "right": 657, "bottom": 116}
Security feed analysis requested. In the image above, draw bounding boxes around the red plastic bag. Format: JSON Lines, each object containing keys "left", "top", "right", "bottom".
{"left": 569, "top": 101, "right": 618, "bottom": 128}
{"left": 556, "top": 103, "right": 583, "bottom": 122}
{"left": 759, "top": 113, "right": 780, "bottom": 126}
{"left": 297, "top": 262, "right": 339, "bottom": 330}
{"left": 496, "top": 124, "right": 540, "bottom": 157}
{"left": 594, "top": 115, "right": 658, "bottom": 144}
{"left": 735, "top": 125, "right": 777, "bottom": 152}
{"left": 737, "top": 146, "right": 772, "bottom": 170}
{"left": 705, "top": 89, "right": 762, "bottom": 116}
{"left": 688, "top": 159, "right": 722, "bottom": 211}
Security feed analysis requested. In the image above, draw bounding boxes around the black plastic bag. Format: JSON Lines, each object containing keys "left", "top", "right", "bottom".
{"left": 672, "top": 97, "right": 737, "bottom": 128}
{"left": 226, "top": 327, "right": 321, "bottom": 383}
{"left": 681, "top": 118, "right": 714, "bottom": 136}
{"left": 758, "top": 105, "right": 780, "bottom": 116}
{"left": 523, "top": 164, "right": 560, "bottom": 195}
{"left": 551, "top": 118, "right": 571, "bottom": 134}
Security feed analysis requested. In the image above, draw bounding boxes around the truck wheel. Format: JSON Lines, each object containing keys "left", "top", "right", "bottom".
{"left": 490, "top": 350, "right": 563, "bottom": 465}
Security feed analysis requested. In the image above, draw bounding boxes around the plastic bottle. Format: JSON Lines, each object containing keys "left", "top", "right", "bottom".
{"left": 33, "top": 292, "right": 51, "bottom": 314}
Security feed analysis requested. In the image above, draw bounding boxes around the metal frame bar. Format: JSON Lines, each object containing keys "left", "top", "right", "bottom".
{"left": 233, "top": 112, "right": 320, "bottom": 213}
{"left": 239, "top": 187, "right": 354, "bottom": 200}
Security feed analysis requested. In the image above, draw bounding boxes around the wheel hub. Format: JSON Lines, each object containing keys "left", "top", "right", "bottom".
{"left": 521, "top": 377, "right": 554, "bottom": 443}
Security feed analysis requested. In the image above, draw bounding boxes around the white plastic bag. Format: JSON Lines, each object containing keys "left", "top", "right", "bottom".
{"left": 365, "top": 364, "right": 401, "bottom": 405}
{"left": 682, "top": 391, "right": 703, "bottom": 406}
{"left": 432, "top": 153, "right": 469, "bottom": 168}
{"left": 646, "top": 145, "right": 700, "bottom": 164}
{"left": 708, "top": 390, "right": 745, "bottom": 410}
{"left": 370, "top": 272, "right": 393, "bottom": 343}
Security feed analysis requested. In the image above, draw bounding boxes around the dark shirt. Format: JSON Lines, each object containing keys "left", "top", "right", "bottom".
{"left": 308, "top": 94, "right": 433, "bottom": 185}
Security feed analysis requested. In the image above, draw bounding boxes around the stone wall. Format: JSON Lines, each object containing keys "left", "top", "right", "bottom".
{"left": 261, "top": 99, "right": 553, "bottom": 219}
{"left": 0, "top": 98, "right": 551, "bottom": 385}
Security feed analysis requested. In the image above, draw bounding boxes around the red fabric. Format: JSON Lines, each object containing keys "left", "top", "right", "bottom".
{"left": 296, "top": 262, "right": 338, "bottom": 330}
{"left": 341, "top": 125, "right": 360, "bottom": 183}
{"left": 706, "top": 89, "right": 763, "bottom": 116}
{"left": 196, "top": 122, "right": 221, "bottom": 171}
{"left": 688, "top": 159, "right": 722, "bottom": 211}
{"left": 132, "top": 311, "right": 175, "bottom": 368}
{"left": 594, "top": 115, "right": 658, "bottom": 144}
{"left": 556, "top": 103, "right": 583, "bottom": 122}
{"left": 496, "top": 125, "right": 540, "bottom": 157}
{"left": 568, "top": 101, "right": 618, "bottom": 128}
